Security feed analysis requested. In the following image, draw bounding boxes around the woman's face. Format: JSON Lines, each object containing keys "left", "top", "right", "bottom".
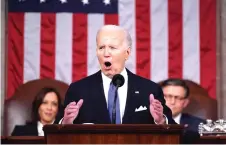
{"left": 38, "top": 92, "right": 59, "bottom": 125}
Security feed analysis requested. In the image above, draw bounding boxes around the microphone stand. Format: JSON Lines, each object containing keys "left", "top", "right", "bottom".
{"left": 112, "top": 85, "right": 119, "bottom": 124}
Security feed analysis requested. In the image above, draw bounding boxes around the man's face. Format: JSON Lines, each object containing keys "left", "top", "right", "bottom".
{"left": 163, "top": 85, "right": 189, "bottom": 117}
{"left": 96, "top": 29, "right": 131, "bottom": 78}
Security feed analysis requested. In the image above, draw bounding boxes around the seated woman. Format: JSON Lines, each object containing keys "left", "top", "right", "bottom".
{"left": 11, "top": 87, "right": 62, "bottom": 136}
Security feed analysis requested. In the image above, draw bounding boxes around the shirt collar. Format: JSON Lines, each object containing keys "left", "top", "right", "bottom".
{"left": 37, "top": 120, "right": 55, "bottom": 136}
{"left": 37, "top": 121, "right": 44, "bottom": 136}
{"left": 173, "top": 113, "right": 182, "bottom": 124}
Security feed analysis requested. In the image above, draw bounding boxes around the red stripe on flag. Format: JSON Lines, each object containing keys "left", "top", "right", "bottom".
{"left": 200, "top": 0, "right": 216, "bottom": 99}
{"left": 40, "top": 13, "right": 56, "bottom": 79}
{"left": 104, "top": 14, "right": 118, "bottom": 25}
{"left": 7, "top": 13, "right": 25, "bottom": 99}
{"left": 136, "top": 0, "right": 151, "bottom": 79}
{"left": 72, "top": 14, "right": 88, "bottom": 81}
{"left": 168, "top": 0, "right": 183, "bottom": 78}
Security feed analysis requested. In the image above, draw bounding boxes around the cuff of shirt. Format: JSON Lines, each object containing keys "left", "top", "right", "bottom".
{"left": 154, "top": 114, "right": 168, "bottom": 124}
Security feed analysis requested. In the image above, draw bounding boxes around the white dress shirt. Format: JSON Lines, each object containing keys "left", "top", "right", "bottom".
{"left": 37, "top": 121, "right": 54, "bottom": 136}
{"left": 102, "top": 67, "right": 128, "bottom": 123}
{"left": 173, "top": 113, "right": 182, "bottom": 124}
{"left": 37, "top": 121, "right": 44, "bottom": 136}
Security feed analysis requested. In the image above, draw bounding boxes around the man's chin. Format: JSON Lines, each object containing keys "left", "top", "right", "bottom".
{"left": 104, "top": 73, "right": 114, "bottom": 78}
{"left": 172, "top": 112, "right": 180, "bottom": 118}
{"left": 102, "top": 70, "right": 114, "bottom": 78}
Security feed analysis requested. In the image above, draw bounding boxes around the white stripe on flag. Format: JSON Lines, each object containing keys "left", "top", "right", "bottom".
{"left": 23, "top": 13, "right": 41, "bottom": 83}
{"left": 119, "top": 0, "right": 136, "bottom": 74}
{"left": 151, "top": 0, "right": 168, "bottom": 82}
{"left": 55, "top": 13, "right": 73, "bottom": 84}
{"left": 87, "top": 14, "right": 104, "bottom": 75}
{"left": 183, "top": 0, "right": 200, "bottom": 83}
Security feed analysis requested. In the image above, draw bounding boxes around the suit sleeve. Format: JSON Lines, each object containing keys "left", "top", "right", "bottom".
{"left": 63, "top": 83, "right": 80, "bottom": 107}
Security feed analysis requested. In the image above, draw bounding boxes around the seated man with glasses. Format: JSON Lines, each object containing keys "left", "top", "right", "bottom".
{"left": 160, "top": 78, "right": 205, "bottom": 132}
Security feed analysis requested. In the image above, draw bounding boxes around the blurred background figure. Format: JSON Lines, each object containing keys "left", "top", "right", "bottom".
{"left": 160, "top": 78, "right": 205, "bottom": 132}
{"left": 11, "top": 87, "right": 62, "bottom": 136}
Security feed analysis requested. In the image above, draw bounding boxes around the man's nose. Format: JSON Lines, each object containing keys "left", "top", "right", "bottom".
{"left": 169, "top": 98, "right": 176, "bottom": 105}
{"left": 104, "top": 47, "right": 111, "bottom": 56}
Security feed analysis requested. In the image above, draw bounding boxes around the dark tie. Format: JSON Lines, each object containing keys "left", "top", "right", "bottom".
{"left": 108, "top": 82, "right": 121, "bottom": 124}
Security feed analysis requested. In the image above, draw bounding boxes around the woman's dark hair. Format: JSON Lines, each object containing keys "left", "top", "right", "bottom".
{"left": 31, "top": 87, "right": 62, "bottom": 123}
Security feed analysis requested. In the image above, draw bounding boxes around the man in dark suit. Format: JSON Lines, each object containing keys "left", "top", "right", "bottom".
{"left": 161, "top": 78, "right": 205, "bottom": 132}
{"left": 57, "top": 25, "right": 175, "bottom": 125}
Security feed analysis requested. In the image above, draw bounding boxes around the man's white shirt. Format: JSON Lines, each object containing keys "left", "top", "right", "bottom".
{"left": 173, "top": 113, "right": 182, "bottom": 124}
{"left": 102, "top": 67, "right": 128, "bottom": 123}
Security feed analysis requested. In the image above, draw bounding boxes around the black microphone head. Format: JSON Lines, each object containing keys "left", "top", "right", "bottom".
{"left": 104, "top": 62, "right": 111, "bottom": 67}
{"left": 112, "top": 74, "right": 125, "bottom": 87}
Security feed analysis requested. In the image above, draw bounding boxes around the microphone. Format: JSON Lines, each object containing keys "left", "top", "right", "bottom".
{"left": 111, "top": 74, "right": 125, "bottom": 124}
{"left": 104, "top": 62, "right": 111, "bottom": 67}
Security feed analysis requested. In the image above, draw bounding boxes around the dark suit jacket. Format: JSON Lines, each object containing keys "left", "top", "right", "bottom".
{"left": 180, "top": 113, "right": 205, "bottom": 144}
{"left": 180, "top": 113, "right": 206, "bottom": 132}
{"left": 11, "top": 122, "right": 38, "bottom": 136}
{"left": 56, "top": 69, "right": 176, "bottom": 124}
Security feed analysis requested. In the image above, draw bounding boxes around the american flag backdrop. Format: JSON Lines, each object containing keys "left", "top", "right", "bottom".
{"left": 7, "top": 0, "right": 216, "bottom": 100}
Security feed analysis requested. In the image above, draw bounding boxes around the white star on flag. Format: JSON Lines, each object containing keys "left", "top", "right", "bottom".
{"left": 40, "top": 0, "right": 46, "bottom": 3}
{"left": 81, "top": 0, "right": 89, "bottom": 5}
{"left": 103, "top": 0, "right": 111, "bottom": 5}
{"left": 60, "top": 0, "right": 67, "bottom": 4}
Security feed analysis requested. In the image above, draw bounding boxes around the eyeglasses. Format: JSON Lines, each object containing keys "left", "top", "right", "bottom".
{"left": 164, "top": 94, "right": 186, "bottom": 102}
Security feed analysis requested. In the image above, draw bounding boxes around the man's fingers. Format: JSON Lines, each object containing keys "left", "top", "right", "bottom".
{"left": 65, "top": 102, "right": 76, "bottom": 110}
{"left": 151, "top": 99, "right": 161, "bottom": 104}
{"left": 150, "top": 100, "right": 163, "bottom": 113}
{"left": 149, "top": 94, "right": 162, "bottom": 106}
{"left": 66, "top": 105, "right": 79, "bottom": 110}
{"left": 150, "top": 99, "right": 161, "bottom": 106}
{"left": 64, "top": 99, "right": 83, "bottom": 115}
{"left": 76, "top": 99, "right": 84, "bottom": 108}
{"left": 65, "top": 108, "right": 78, "bottom": 114}
{"left": 66, "top": 99, "right": 83, "bottom": 110}
{"left": 152, "top": 102, "right": 162, "bottom": 109}
{"left": 65, "top": 105, "right": 77, "bottom": 114}
{"left": 65, "top": 110, "right": 78, "bottom": 118}
{"left": 66, "top": 112, "right": 78, "bottom": 118}
{"left": 149, "top": 94, "right": 154, "bottom": 104}
{"left": 154, "top": 110, "right": 162, "bottom": 116}
{"left": 63, "top": 100, "right": 83, "bottom": 124}
{"left": 153, "top": 107, "right": 161, "bottom": 113}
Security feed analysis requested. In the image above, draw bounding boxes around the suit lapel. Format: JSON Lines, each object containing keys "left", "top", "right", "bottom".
{"left": 180, "top": 113, "right": 186, "bottom": 124}
{"left": 93, "top": 71, "right": 111, "bottom": 123}
{"left": 122, "top": 69, "right": 136, "bottom": 123}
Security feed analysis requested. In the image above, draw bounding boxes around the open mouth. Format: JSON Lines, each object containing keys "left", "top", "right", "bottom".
{"left": 104, "top": 61, "right": 112, "bottom": 70}
{"left": 104, "top": 65, "right": 112, "bottom": 70}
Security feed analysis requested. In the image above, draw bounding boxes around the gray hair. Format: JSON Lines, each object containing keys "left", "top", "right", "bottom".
{"left": 96, "top": 25, "right": 132, "bottom": 49}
